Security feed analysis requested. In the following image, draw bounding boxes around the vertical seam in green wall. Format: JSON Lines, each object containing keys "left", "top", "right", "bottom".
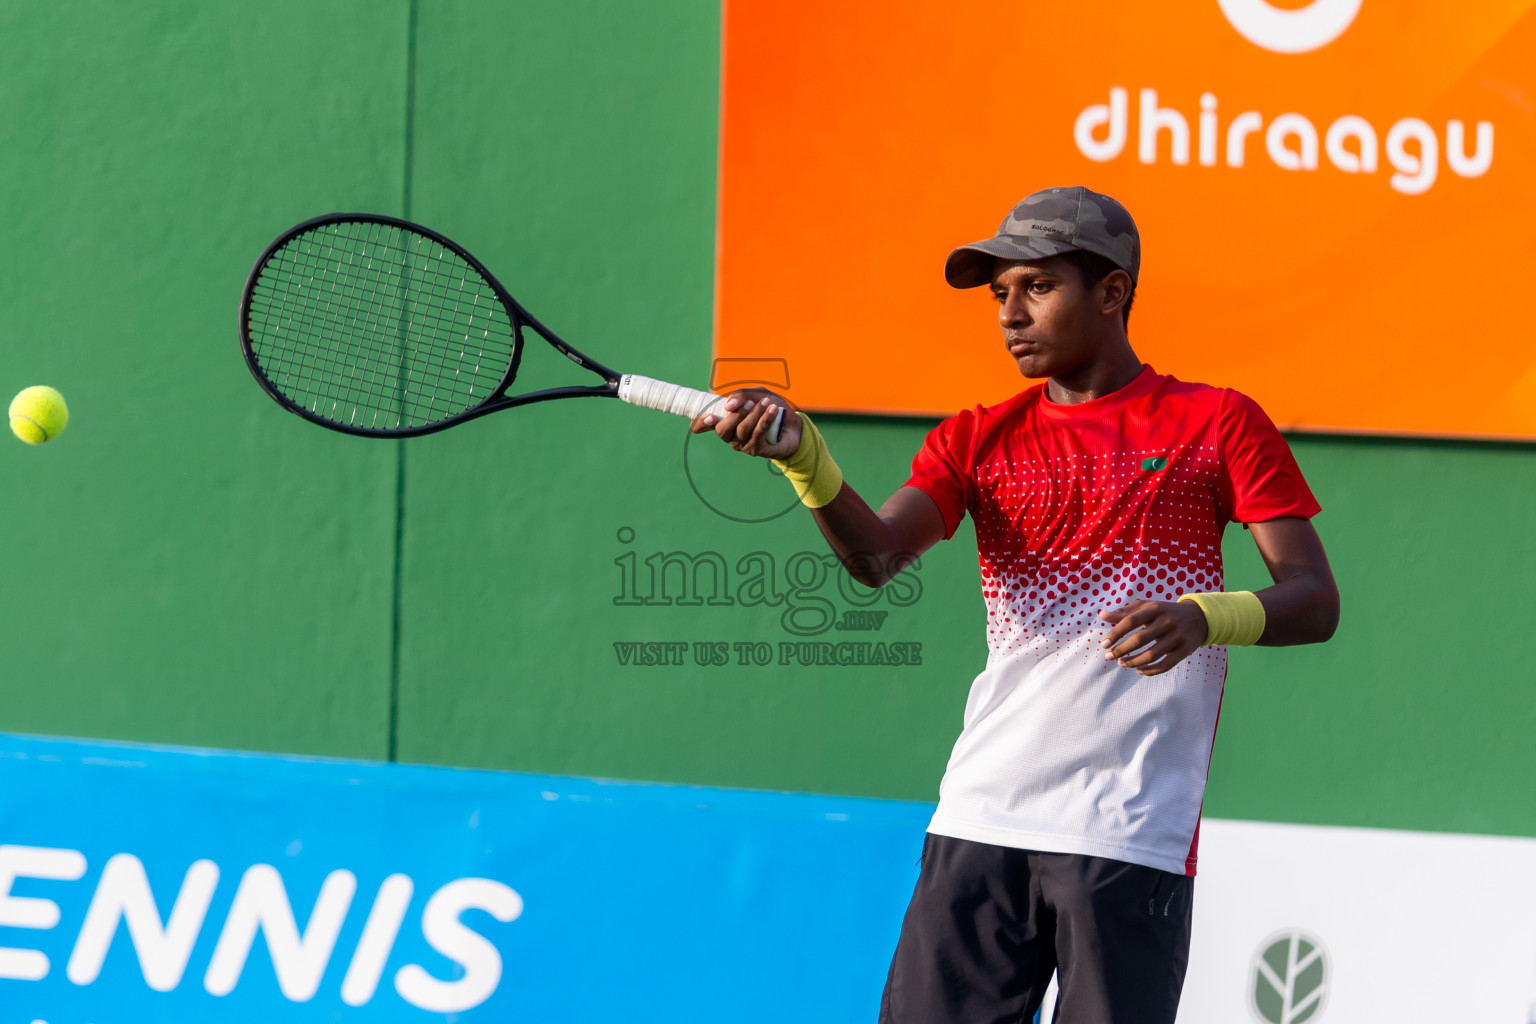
{"left": 402, "top": 0, "right": 417, "bottom": 221}
{"left": 388, "top": 0, "right": 420, "bottom": 764}
{"left": 388, "top": 444, "right": 406, "bottom": 763}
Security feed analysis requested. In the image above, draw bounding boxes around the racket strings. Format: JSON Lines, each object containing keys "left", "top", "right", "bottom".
{"left": 254, "top": 246, "right": 482, "bottom": 427}
{"left": 255, "top": 224, "right": 505, "bottom": 426}
{"left": 246, "top": 220, "right": 517, "bottom": 431}
{"left": 265, "top": 244, "right": 494, "bottom": 409}
{"left": 263, "top": 224, "right": 502, "bottom": 416}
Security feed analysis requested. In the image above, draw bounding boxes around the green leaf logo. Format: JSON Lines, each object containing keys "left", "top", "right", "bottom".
{"left": 1141, "top": 456, "right": 1167, "bottom": 471}
{"left": 1251, "top": 931, "right": 1329, "bottom": 1023}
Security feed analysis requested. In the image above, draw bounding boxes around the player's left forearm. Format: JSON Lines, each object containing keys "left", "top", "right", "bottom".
{"left": 1253, "top": 573, "right": 1339, "bottom": 645}
{"left": 1247, "top": 518, "right": 1340, "bottom": 646}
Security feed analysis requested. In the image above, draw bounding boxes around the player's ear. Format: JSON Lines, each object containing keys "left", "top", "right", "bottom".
{"left": 1099, "top": 268, "right": 1132, "bottom": 318}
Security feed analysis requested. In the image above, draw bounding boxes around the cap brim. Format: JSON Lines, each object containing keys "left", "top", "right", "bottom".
{"left": 943, "top": 236, "right": 1080, "bottom": 289}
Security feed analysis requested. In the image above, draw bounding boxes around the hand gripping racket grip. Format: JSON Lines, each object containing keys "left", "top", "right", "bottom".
{"left": 617, "top": 374, "right": 783, "bottom": 444}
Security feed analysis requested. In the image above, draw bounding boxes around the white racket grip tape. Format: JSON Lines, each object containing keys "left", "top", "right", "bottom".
{"left": 618, "top": 374, "right": 782, "bottom": 443}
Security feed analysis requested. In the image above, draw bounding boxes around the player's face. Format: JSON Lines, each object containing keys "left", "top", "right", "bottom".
{"left": 990, "top": 257, "right": 1101, "bottom": 379}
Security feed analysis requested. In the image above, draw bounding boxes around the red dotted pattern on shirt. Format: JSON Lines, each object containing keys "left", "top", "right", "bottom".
{"left": 973, "top": 444, "right": 1226, "bottom": 669}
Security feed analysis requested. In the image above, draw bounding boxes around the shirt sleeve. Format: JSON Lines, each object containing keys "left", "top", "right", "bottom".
{"left": 903, "top": 410, "right": 977, "bottom": 540}
{"left": 1218, "top": 390, "right": 1322, "bottom": 523}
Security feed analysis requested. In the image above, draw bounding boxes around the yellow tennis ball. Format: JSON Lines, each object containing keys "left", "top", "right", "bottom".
{"left": 9, "top": 386, "right": 69, "bottom": 445}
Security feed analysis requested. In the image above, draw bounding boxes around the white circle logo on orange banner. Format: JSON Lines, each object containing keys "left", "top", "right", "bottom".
{"left": 1217, "top": 0, "right": 1362, "bottom": 53}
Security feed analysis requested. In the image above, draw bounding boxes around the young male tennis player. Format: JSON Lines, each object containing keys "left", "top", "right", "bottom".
{"left": 693, "top": 186, "right": 1339, "bottom": 1022}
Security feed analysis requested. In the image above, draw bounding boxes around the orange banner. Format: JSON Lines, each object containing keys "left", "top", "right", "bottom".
{"left": 714, "top": 0, "right": 1536, "bottom": 437}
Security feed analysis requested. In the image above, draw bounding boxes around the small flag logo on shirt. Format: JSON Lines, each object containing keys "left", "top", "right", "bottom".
{"left": 1141, "top": 457, "right": 1168, "bottom": 471}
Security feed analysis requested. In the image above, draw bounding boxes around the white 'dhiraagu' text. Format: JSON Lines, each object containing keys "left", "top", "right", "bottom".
{"left": 1075, "top": 87, "right": 1493, "bottom": 195}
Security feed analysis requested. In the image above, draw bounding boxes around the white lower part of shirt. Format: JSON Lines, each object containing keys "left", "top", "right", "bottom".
{"left": 927, "top": 636, "right": 1227, "bottom": 876}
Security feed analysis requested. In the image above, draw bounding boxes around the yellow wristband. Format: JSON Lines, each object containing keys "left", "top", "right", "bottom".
{"left": 772, "top": 413, "right": 843, "bottom": 509}
{"left": 1178, "top": 591, "right": 1266, "bottom": 647}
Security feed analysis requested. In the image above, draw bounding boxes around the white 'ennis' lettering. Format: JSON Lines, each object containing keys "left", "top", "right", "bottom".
{"left": 1074, "top": 87, "right": 1493, "bottom": 195}
{"left": 0, "top": 845, "right": 521, "bottom": 1012}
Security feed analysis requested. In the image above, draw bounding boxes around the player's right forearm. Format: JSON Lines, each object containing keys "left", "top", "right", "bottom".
{"left": 811, "top": 483, "right": 899, "bottom": 587}
{"left": 689, "top": 396, "right": 945, "bottom": 584}
{"left": 810, "top": 484, "right": 944, "bottom": 588}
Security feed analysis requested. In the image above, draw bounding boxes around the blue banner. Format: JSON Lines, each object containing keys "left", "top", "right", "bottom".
{"left": 0, "top": 734, "right": 931, "bottom": 1022}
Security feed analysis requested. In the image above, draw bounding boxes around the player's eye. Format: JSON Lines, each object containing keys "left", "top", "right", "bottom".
{"left": 1030, "top": 281, "right": 1053, "bottom": 294}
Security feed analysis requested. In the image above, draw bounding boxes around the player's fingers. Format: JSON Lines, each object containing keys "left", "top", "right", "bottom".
{"left": 762, "top": 405, "right": 801, "bottom": 458}
{"left": 705, "top": 390, "right": 759, "bottom": 440}
{"left": 723, "top": 388, "right": 771, "bottom": 412}
{"left": 1118, "top": 631, "right": 1183, "bottom": 668}
{"left": 1099, "top": 612, "right": 1136, "bottom": 646}
{"left": 712, "top": 392, "right": 762, "bottom": 443}
{"left": 1100, "top": 603, "right": 1157, "bottom": 648}
{"left": 739, "top": 404, "right": 770, "bottom": 454}
{"left": 1106, "top": 631, "right": 1156, "bottom": 663}
{"left": 732, "top": 401, "right": 775, "bottom": 448}
{"left": 1132, "top": 640, "right": 1197, "bottom": 676}
{"left": 712, "top": 411, "right": 743, "bottom": 443}
{"left": 1106, "top": 616, "right": 1171, "bottom": 660}
{"left": 742, "top": 400, "right": 784, "bottom": 455}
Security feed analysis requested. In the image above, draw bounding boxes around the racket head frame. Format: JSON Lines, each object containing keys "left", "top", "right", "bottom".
{"left": 239, "top": 212, "right": 623, "bottom": 438}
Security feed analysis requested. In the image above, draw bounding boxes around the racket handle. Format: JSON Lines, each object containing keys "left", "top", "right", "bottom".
{"left": 618, "top": 374, "right": 782, "bottom": 444}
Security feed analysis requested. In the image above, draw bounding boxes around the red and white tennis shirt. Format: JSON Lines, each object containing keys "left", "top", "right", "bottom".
{"left": 905, "top": 365, "right": 1319, "bottom": 875}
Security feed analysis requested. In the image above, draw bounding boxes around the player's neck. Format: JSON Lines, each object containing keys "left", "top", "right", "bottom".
{"left": 1045, "top": 342, "right": 1143, "bottom": 406}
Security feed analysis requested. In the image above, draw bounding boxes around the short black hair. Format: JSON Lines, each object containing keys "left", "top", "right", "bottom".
{"left": 1057, "top": 249, "right": 1135, "bottom": 327}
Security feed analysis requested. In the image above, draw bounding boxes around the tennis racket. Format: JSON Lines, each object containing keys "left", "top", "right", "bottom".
{"left": 238, "top": 212, "right": 782, "bottom": 441}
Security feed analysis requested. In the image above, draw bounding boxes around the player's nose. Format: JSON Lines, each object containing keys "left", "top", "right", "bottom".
{"left": 998, "top": 294, "right": 1030, "bottom": 328}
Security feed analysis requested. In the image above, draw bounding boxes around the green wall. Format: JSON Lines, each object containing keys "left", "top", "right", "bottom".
{"left": 0, "top": 1, "right": 1530, "bottom": 842}
{"left": 0, "top": 0, "right": 408, "bottom": 759}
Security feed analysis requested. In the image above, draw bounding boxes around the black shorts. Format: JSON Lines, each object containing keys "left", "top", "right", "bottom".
{"left": 878, "top": 833, "right": 1194, "bottom": 1024}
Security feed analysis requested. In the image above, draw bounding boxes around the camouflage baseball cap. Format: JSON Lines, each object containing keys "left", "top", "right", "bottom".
{"left": 944, "top": 186, "right": 1140, "bottom": 288}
